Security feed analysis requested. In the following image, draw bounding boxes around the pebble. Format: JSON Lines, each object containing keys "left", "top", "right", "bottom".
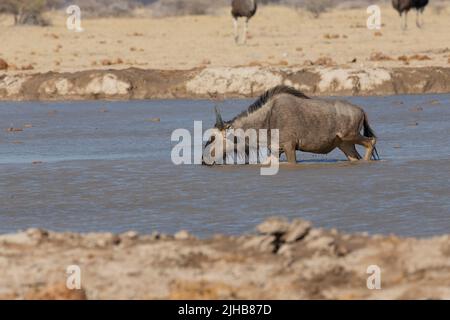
{"left": 174, "top": 230, "right": 192, "bottom": 240}
{"left": 122, "top": 231, "right": 139, "bottom": 240}
{"left": 281, "top": 219, "right": 311, "bottom": 243}
{"left": 256, "top": 217, "right": 289, "bottom": 235}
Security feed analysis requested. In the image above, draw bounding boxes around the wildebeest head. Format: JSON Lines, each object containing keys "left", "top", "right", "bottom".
{"left": 202, "top": 107, "right": 234, "bottom": 165}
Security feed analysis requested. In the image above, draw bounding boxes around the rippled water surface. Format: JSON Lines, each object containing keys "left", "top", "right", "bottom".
{"left": 0, "top": 95, "right": 449, "bottom": 237}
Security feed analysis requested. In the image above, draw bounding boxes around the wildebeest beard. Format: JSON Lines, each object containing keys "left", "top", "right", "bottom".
{"left": 202, "top": 127, "right": 273, "bottom": 166}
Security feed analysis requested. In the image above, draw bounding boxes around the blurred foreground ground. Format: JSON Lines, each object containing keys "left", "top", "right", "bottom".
{"left": 0, "top": 217, "right": 449, "bottom": 299}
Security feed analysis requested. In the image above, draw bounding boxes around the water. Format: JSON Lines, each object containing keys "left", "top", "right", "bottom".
{"left": 0, "top": 95, "right": 449, "bottom": 237}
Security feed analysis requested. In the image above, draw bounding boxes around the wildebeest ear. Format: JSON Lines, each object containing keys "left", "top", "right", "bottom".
{"left": 215, "top": 106, "right": 224, "bottom": 130}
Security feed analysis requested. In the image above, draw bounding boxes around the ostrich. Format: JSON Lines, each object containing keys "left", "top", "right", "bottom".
{"left": 392, "top": 0, "right": 429, "bottom": 30}
{"left": 231, "top": 0, "right": 258, "bottom": 44}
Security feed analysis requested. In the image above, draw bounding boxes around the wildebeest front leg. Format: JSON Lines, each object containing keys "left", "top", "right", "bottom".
{"left": 283, "top": 143, "right": 297, "bottom": 164}
{"left": 338, "top": 142, "right": 361, "bottom": 162}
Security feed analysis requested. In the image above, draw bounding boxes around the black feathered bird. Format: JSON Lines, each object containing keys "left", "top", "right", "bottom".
{"left": 392, "top": 0, "right": 429, "bottom": 29}
{"left": 231, "top": 0, "right": 258, "bottom": 44}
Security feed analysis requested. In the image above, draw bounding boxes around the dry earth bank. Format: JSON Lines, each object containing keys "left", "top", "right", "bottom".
{"left": 1, "top": 66, "right": 450, "bottom": 100}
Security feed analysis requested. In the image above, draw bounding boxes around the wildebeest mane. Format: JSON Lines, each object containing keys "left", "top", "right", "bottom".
{"left": 229, "top": 85, "right": 310, "bottom": 123}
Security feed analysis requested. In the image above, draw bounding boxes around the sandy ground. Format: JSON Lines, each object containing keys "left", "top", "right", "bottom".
{"left": 0, "top": 217, "right": 449, "bottom": 300}
{"left": 0, "top": 5, "right": 449, "bottom": 74}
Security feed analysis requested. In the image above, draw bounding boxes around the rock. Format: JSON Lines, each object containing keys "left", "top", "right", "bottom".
{"left": 5, "top": 127, "right": 23, "bottom": 132}
{"left": 306, "top": 236, "right": 335, "bottom": 251}
{"left": 256, "top": 217, "right": 289, "bottom": 235}
{"left": 335, "top": 244, "right": 349, "bottom": 257}
{"left": 147, "top": 117, "right": 160, "bottom": 123}
{"left": 20, "top": 64, "right": 34, "bottom": 71}
{"left": 0, "top": 233, "right": 35, "bottom": 246}
{"left": 0, "top": 58, "right": 8, "bottom": 70}
{"left": 242, "top": 235, "right": 275, "bottom": 252}
{"left": 122, "top": 231, "right": 139, "bottom": 240}
{"left": 174, "top": 230, "right": 192, "bottom": 240}
{"left": 26, "top": 228, "right": 49, "bottom": 241}
{"left": 95, "top": 234, "right": 121, "bottom": 247}
{"left": 277, "top": 243, "right": 294, "bottom": 257}
{"left": 24, "top": 282, "right": 87, "bottom": 300}
{"left": 281, "top": 219, "right": 311, "bottom": 243}
{"left": 150, "top": 232, "right": 161, "bottom": 240}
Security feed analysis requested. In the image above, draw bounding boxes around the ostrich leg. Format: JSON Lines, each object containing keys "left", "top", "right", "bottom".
{"left": 418, "top": 9, "right": 425, "bottom": 28}
{"left": 416, "top": 10, "right": 422, "bottom": 28}
{"left": 402, "top": 11, "right": 408, "bottom": 30}
{"left": 233, "top": 18, "right": 239, "bottom": 43}
{"left": 243, "top": 18, "right": 249, "bottom": 44}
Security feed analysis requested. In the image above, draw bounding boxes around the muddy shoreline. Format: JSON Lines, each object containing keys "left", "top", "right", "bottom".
{"left": 1, "top": 217, "right": 449, "bottom": 300}
{"left": 1, "top": 66, "right": 450, "bottom": 101}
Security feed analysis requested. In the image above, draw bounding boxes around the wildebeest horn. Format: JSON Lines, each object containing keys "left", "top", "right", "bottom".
{"left": 215, "top": 106, "right": 224, "bottom": 129}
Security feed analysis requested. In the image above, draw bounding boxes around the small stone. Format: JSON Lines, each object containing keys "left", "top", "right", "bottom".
{"left": 335, "top": 244, "right": 349, "bottom": 257}
{"left": 150, "top": 231, "right": 161, "bottom": 240}
{"left": 5, "top": 127, "right": 23, "bottom": 132}
{"left": 147, "top": 117, "right": 160, "bottom": 123}
{"left": 26, "top": 228, "right": 49, "bottom": 241}
{"left": 330, "top": 228, "right": 339, "bottom": 236}
{"left": 123, "top": 231, "right": 139, "bottom": 240}
{"left": 0, "top": 58, "right": 8, "bottom": 70}
{"left": 281, "top": 219, "right": 311, "bottom": 243}
{"left": 243, "top": 235, "right": 275, "bottom": 252}
{"left": 174, "top": 230, "right": 191, "bottom": 240}
{"left": 96, "top": 239, "right": 107, "bottom": 247}
{"left": 277, "top": 243, "right": 294, "bottom": 256}
{"left": 306, "top": 236, "right": 335, "bottom": 251}
{"left": 256, "top": 217, "right": 289, "bottom": 235}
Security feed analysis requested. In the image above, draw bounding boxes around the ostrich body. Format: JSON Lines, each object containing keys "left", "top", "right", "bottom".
{"left": 392, "top": 0, "right": 429, "bottom": 29}
{"left": 231, "top": 0, "right": 257, "bottom": 44}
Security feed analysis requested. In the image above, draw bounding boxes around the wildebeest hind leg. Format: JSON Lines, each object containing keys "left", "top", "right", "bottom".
{"left": 355, "top": 135, "right": 376, "bottom": 161}
{"left": 339, "top": 135, "right": 376, "bottom": 161}
{"left": 338, "top": 142, "right": 361, "bottom": 162}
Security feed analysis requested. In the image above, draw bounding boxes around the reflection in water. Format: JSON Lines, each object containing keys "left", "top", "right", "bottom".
{"left": 0, "top": 95, "right": 449, "bottom": 237}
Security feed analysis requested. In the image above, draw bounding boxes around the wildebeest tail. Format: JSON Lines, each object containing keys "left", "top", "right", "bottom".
{"left": 363, "top": 114, "right": 380, "bottom": 160}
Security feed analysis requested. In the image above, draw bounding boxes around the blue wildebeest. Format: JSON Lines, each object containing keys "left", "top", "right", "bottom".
{"left": 203, "top": 86, "right": 379, "bottom": 165}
